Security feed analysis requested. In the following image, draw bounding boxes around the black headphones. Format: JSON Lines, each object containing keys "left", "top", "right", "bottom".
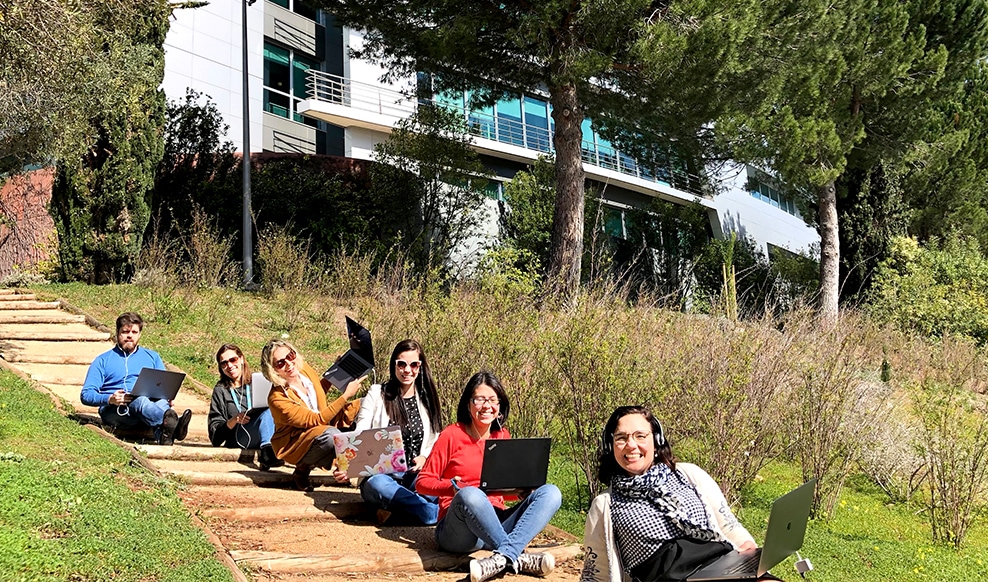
{"left": 603, "top": 416, "right": 666, "bottom": 454}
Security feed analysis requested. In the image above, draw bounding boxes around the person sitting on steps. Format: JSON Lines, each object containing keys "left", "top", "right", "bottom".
{"left": 261, "top": 338, "right": 362, "bottom": 491}
{"left": 80, "top": 312, "right": 192, "bottom": 446}
{"left": 341, "top": 339, "right": 443, "bottom": 525}
{"left": 208, "top": 342, "right": 284, "bottom": 471}
{"left": 416, "top": 371, "right": 561, "bottom": 582}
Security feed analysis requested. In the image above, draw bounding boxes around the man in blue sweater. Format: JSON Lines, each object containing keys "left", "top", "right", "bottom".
{"left": 81, "top": 312, "right": 192, "bottom": 445}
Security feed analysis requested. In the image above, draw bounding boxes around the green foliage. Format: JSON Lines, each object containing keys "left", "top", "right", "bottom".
{"left": 48, "top": 0, "right": 170, "bottom": 284}
{"left": 0, "top": 371, "right": 233, "bottom": 581}
{"left": 372, "top": 105, "right": 491, "bottom": 276}
{"left": 868, "top": 235, "right": 988, "bottom": 344}
{"left": 497, "top": 156, "right": 556, "bottom": 274}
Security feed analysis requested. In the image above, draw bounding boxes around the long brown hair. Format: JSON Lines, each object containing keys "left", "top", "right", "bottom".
{"left": 383, "top": 339, "right": 443, "bottom": 433}
{"left": 215, "top": 343, "right": 252, "bottom": 387}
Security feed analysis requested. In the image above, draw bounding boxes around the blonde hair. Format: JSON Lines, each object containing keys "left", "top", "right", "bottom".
{"left": 260, "top": 338, "right": 306, "bottom": 388}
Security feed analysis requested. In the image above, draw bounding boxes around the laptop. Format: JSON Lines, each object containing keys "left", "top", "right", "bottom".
{"left": 247, "top": 372, "right": 273, "bottom": 416}
{"left": 333, "top": 426, "right": 408, "bottom": 479}
{"left": 322, "top": 316, "right": 375, "bottom": 390}
{"left": 129, "top": 368, "right": 186, "bottom": 401}
{"left": 688, "top": 479, "right": 816, "bottom": 581}
{"left": 478, "top": 437, "right": 551, "bottom": 493}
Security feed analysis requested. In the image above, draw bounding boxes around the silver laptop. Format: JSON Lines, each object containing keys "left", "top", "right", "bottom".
{"left": 688, "top": 479, "right": 816, "bottom": 581}
{"left": 479, "top": 438, "right": 551, "bottom": 493}
{"left": 129, "top": 368, "right": 185, "bottom": 401}
{"left": 248, "top": 372, "right": 273, "bottom": 415}
{"left": 322, "top": 316, "right": 374, "bottom": 390}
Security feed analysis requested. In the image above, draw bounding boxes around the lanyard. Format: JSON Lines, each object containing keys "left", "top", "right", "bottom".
{"left": 230, "top": 386, "right": 252, "bottom": 412}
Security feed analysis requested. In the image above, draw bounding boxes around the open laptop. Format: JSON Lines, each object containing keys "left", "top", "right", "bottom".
{"left": 688, "top": 479, "right": 816, "bottom": 581}
{"left": 333, "top": 426, "right": 407, "bottom": 479}
{"left": 478, "top": 437, "right": 551, "bottom": 493}
{"left": 129, "top": 368, "right": 185, "bottom": 401}
{"left": 247, "top": 372, "right": 273, "bottom": 416}
{"left": 322, "top": 316, "right": 374, "bottom": 390}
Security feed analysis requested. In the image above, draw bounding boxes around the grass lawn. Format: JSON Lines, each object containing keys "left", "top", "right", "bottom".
{"left": 27, "top": 282, "right": 988, "bottom": 581}
{"left": 0, "top": 370, "right": 234, "bottom": 581}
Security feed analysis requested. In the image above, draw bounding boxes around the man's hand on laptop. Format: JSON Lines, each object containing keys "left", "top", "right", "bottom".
{"left": 736, "top": 540, "right": 757, "bottom": 552}
{"left": 108, "top": 390, "right": 133, "bottom": 406}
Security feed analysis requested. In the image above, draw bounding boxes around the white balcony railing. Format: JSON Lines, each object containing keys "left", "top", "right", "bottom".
{"left": 306, "top": 70, "right": 705, "bottom": 195}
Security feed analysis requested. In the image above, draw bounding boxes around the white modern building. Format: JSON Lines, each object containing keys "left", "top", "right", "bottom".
{"left": 162, "top": 0, "right": 818, "bottom": 260}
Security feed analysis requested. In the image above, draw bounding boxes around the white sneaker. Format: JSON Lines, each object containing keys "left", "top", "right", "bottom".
{"left": 515, "top": 552, "right": 555, "bottom": 577}
{"left": 470, "top": 553, "right": 508, "bottom": 582}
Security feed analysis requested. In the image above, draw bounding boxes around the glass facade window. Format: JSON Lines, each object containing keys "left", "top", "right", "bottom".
{"left": 524, "top": 96, "right": 550, "bottom": 152}
{"left": 603, "top": 206, "right": 626, "bottom": 239}
{"left": 263, "top": 41, "right": 319, "bottom": 128}
{"left": 751, "top": 181, "right": 800, "bottom": 217}
{"left": 267, "top": 0, "right": 317, "bottom": 20}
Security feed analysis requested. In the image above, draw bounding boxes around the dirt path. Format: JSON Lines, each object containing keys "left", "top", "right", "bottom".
{"left": 0, "top": 290, "right": 583, "bottom": 582}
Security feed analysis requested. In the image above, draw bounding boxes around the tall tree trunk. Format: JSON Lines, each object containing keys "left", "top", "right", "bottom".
{"left": 817, "top": 177, "right": 839, "bottom": 327}
{"left": 546, "top": 82, "right": 585, "bottom": 302}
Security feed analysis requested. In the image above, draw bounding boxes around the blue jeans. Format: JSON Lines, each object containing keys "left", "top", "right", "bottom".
{"left": 435, "top": 484, "right": 561, "bottom": 562}
{"left": 99, "top": 396, "right": 170, "bottom": 430}
{"left": 361, "top": 472, "right": 439, "bottom": 525}
{"left": 230, "top": 409, "right": 276, "bottom": 448}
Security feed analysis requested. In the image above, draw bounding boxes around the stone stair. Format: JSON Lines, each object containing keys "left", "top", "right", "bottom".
{"left": 0, "top": 289, "right": 583, "bottom": 582}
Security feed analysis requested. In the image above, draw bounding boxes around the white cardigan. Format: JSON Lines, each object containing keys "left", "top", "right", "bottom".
{"left": 580, "top": 463, "right": 756, "bottom": 582}
{"left": 354, "top": 383, "right": 438, "bottom": 459}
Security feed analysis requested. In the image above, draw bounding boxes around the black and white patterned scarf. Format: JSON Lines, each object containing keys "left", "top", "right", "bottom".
{"left": 610, "top": 464, "right": 717, "bottom": 569}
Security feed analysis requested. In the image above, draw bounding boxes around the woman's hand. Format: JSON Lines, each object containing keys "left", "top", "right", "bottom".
{"left": 342, "top": 375, "right": 366, "bottom": 399}
{"left": 737, "top": 540, "right": 757, "bottom": 552}
{"left": 332, "top": 469, "right": 350, "bottom": 484}
{"left": 226, "top": 412, "right": 249, "bottom": 429}
{"left": 411, "top": 455, "right": 426, "bottom": 471}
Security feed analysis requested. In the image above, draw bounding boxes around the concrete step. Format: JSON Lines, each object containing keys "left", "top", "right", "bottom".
{"left": 152, "top": 458, "right": 342, "bottom": 487}
{"left": 0, "top": 292, "right": 36, "bottom": 301}
{"left": 0, "top": 300, "right": 58, "bottom": 310}
{"left": 0, "top": 310, "right": 85, "bottom": 324}
{"left": 0, "top": 323, "right": 111, "bottom": 341}
{"left": 0, "top": 339, "right": 108, "bottom": 363}
{"left": 45, "top": 379, "right": 211, "bottom": 415}
{"left": 16, "top": 362, "right": 90, "bottom": 386}
{"left": 230, "top": 542, "right": 581, "bottom": 575}
{"left": 137, "top": 443, "right": 249, "bottom": 462}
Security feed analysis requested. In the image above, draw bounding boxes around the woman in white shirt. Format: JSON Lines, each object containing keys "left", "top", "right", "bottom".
{"left": 353, "top": 339, "right": 443, "bottom": 524}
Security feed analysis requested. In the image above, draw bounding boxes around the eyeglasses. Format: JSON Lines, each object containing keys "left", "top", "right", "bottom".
{"left": 273, "top": 349, "right": 297, "bottom": 370}
{"left": 219, "top": 356, "right": 240, "bottom": 368}
{"left": 612, "top": 431, "right": 652, "bottom": 447}
{"left": 396, "top": 360, "right": 421, "bottom": 371}
{"left": 471, "top": 396, "right": 500, "bottom": 406}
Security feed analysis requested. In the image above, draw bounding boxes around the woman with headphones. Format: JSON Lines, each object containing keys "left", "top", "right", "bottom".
{"left": 581, "top": 406, "right": 757, "bottom": 582}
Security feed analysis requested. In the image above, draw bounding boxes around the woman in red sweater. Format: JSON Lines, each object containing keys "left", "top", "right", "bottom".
{"left": 416, "top": 371, "right": 561, "bottom": 582}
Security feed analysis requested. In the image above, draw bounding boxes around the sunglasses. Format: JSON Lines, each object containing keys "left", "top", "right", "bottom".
{"left": 396, "top": 360, "right": 421, "bottom": 371}
{"left": 219, "top": 355, "right": 240, "bottom": 368}
{"left": 273, "top": 349, "right": 297, "bottom": 370}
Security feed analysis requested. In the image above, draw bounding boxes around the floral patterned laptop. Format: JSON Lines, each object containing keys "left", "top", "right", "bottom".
{"left": 333, "top": 425, "right": 408, "bottom": 479}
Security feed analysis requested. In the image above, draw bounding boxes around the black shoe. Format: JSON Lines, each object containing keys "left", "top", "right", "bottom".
{"left": 292, "top": 463, "right": 313, "bottom": 491}
{"left": 158, "top": 409, "right": 179, "bottom": 446}
{"left": 258, "top": 445, "right": 284, "bottom": 471}
{"left": 173, "top": 409, "right": 192, "bottom": 441}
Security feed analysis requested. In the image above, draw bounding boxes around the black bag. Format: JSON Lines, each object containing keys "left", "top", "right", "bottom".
{"left": 630, "top": 538, "right": 733, "bottom": 582}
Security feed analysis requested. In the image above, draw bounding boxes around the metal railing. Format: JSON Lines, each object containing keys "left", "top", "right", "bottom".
{"left": 306, "top": 70, "right": 706, "bottom": 195}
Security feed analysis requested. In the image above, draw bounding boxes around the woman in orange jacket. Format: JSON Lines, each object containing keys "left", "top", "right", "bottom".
{"left": 261, "top": 338, "right": 362, "bottom": 491}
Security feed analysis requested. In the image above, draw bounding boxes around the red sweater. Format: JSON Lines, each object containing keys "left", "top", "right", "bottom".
{"left": 416, "top": 422, "right": 511, "bottom": 521}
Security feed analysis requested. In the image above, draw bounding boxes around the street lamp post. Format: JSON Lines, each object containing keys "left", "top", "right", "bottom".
{"left": 242, "top": 0, "right": 256, "bottom": 287}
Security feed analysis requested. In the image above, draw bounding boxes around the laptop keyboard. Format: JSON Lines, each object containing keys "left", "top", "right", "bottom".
{"left": 722, "top": 551, "right": 761, "bottom": 576}
{"left": 336, "top": 353, "right": 369, "bottom": 376}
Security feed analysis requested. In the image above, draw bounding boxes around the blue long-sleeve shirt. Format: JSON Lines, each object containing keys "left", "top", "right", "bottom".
{"left": 80, "top": 345, "right": 166, "bottom": 407}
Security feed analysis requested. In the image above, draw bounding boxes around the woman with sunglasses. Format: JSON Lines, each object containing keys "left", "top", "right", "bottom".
{"left": 207, "top": 343, "right": 283, "bottom": 470}
{"left": 580, "top": 406, "right": 756, "bottom": 582}
{"left": 348, "top": 339, "right": 443, "bottom": 525}
{"left": 416, "top": 371, "right": 561, "bottom": 582}
{"left": 261, "top": 338, "right": 363, "bottom": 491}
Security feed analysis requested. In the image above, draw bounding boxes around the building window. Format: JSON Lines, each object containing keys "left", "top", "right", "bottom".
{"left": 603, "top": 206, "right": 626, "bottom": 239}
{"left": 263, "top": 41, "right": 319, "bottom": 127}
{"left": 267, "top": 0, "right": 318, "bottom": 20}
{"left": 750, "top": 180, "right": 800, "bottom": 217}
